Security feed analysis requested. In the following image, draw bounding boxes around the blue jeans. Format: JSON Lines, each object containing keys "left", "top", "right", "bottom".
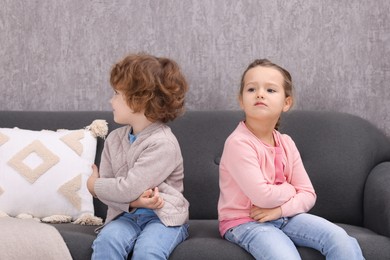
{"left": 224, "top": 213, "right": 364, "bottom": 260}
{"left": 92, "top": 209, "right": 189, "bottom": 260}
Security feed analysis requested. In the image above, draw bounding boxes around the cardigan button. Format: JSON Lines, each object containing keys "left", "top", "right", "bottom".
{"left": 214, "top": 157, "right": 221, "bottom": 165}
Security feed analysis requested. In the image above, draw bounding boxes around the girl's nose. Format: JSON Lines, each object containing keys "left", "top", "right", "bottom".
{"left": 257, "top": 89, "right": 264, "bottom": 99}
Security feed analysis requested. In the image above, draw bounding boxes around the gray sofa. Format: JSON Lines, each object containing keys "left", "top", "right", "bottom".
{"left": 1, "top": 110, "right": 390, "bottom": 259}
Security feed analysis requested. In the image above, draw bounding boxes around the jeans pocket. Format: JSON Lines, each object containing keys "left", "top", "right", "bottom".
{"left": 224, "top": 228, "right": 237, "bottom": 243}
{"left": 224, "top": 223, "right": 252, "bottom": 244}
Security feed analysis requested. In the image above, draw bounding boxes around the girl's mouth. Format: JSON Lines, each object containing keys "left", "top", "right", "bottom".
{"left": 255, "top": 102, "right": 266, "bottom": 106}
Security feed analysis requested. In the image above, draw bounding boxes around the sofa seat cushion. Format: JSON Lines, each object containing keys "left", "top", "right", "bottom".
{"left": 52, "top": 220, "right": 390, "bottom": 260}
{"left": 51, "top": 223, "right": 97, "bottom": 260}
{"left": 339, "top": 223, "right": 390, "bottom": 259}
{"left": 170, "top": 219, "right": 253, "bottom": 259}
{"left": 171, "top": 220, "right": 390, "bottom": 260}
{"left": 172, "top": 220, "right": 324, "bottom": 259}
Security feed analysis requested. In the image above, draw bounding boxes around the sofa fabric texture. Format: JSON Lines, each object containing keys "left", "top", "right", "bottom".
{"left": 0, "top": 110, "right": 389, "bottom": 260}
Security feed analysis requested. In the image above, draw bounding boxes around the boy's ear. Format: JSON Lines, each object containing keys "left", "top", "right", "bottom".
{"left": 283, "top": 96, "right": 293, "bottom": 112}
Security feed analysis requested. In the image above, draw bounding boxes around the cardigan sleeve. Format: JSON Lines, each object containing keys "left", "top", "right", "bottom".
{"left": 220, "top": 137, "right": 297, "bottom": 208}
{"left": 94, "top": 137, "right": 178, "bottom": 204}
{"left": 279, "top": 135, "right": 317, "bottom": 217}
{"left": 94, "top": 131, "right": 131, "bottom": 212}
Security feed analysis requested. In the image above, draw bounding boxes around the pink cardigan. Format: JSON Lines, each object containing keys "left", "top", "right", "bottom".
{"left": 218, "top": 122, "right": 316, "bottom": 235}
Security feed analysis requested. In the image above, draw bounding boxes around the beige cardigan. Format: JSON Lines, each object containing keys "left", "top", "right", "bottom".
{"left": 94, "top": 122, "right": 189, "bottom": 227}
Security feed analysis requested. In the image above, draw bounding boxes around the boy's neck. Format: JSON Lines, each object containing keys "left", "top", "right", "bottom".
{"left": 130, "top": 115, "right": 154, "bottom": 135}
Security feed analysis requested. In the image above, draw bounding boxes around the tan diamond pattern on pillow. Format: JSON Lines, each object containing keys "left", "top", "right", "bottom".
{"left": 7, "top": 140, "right": 60, "bottom": 184}
{"left": 58, "top": 174, "right": 82, "bottom": 210}
{"left": 60, "top": 130, "right": 84, "bottom": 156}
{"left": 0, "top": 132, "right": 9, "bottom": 146}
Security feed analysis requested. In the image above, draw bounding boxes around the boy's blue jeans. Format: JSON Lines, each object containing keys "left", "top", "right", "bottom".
{"left": 224, "top": 213, "right": 364, "bottom": 260}
{"left": 92, "top": 209, "right": 189, "bottom": 260}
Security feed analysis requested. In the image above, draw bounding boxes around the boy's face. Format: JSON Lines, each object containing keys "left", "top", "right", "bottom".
{"left": 110, "top": 89, "right": 139, "bottom": 125}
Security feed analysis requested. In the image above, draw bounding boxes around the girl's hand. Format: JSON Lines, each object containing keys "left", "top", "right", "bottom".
{"left": 250, "top": 205, "right": 282, "bottom": 223}
{"left": 87, "top": 164, "right": 100, "bottom": 197}
{"left": 130, "top": 187, "right": 164, "bottom": 210}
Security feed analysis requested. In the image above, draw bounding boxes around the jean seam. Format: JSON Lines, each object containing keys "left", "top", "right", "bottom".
{"left": 283, "top": 228, "right": 325, "bottom": 253}
{"left": 167, "top": 225, "right": 188, "bottom": 254}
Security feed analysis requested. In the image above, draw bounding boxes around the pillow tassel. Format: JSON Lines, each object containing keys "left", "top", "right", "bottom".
{"left": 16, "top": 213, "right": 41, "bottom": 222}
{"left": 0, "top": 211, "right": 9, "bottom": 218}
{"left": 72, "top": 213, "right": 103, "bottom": 226}
{"left": 41, "top": 215, "right": 72, "bottom": 224}
{"left": 85, "top": 120, "right": 108, "bottom": 139}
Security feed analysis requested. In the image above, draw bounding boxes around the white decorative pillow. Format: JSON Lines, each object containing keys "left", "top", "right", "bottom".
{"left": 0, "top": 120, "right": 108, "bottom": 225}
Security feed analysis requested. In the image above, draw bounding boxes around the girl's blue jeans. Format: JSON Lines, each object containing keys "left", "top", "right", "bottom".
{"left": 224, "top": 213, "right": 364, "bottom": 260}
{"left": 92, "top": 209, "right": 189, "bottom": 260}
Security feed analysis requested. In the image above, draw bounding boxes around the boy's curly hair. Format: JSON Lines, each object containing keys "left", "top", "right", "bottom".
{"left": 110, "top": 53, "right": 188, "bottom": 123}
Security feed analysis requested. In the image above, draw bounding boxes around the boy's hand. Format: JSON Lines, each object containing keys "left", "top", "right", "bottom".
{"left": 130, "top": 187, "right": 164, "bottom": 209}
{"left": 250, "top": 205, "right": 282, "bottom": 223}
{"left": 87, "top": 164, "right": 99, "bottom": 197}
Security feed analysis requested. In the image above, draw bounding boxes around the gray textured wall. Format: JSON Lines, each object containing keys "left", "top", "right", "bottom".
{"left": 1, "top": 1, "right": 389, "bottom": 136}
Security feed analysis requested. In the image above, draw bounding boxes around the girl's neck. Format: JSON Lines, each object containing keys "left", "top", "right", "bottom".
{"left": 244, "top": 118, "right": 276, "bottom": 146}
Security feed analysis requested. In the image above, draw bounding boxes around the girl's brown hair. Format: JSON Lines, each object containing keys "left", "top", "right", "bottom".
{"left": 239, "top": 59, "right": 294, "bottom": 129}
{"left": 110, "top": 53, "right": 188, "bottom": 123}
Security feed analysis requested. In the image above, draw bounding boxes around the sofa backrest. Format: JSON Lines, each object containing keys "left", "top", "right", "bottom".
{"left": 280, "top": 110, "right": 390, "bottom": 226}
{"left": 168, "top": 110, "right": 390, "bottom": 225}
{"left": 1, "top": 110, "right": 390, "bottom": 226}
{"left": 168, "top": 110, "right": 245, "bottom": 220}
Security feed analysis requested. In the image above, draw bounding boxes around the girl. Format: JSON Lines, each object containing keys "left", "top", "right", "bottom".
{"left": 218, "top": 59, "right": 364, "bottom": 259}
{"left": 87, "top": 53, "right": 189, "bottom": 260}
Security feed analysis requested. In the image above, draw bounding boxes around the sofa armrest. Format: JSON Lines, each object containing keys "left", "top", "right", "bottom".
{"left": 364, "top": 162, "right": 390, "bottom": 237}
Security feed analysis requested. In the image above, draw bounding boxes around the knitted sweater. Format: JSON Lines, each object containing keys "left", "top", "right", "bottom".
{"left": 218, "top": 122, "right": 316, "bottom": 228}
{"left": 94, "top": 122, "right": 189, "bottom": 227}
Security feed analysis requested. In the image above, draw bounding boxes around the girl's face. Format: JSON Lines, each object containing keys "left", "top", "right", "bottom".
{"left": 109, "top": 89, "right": 138, "bottom": 125}
{"left": 240, "top": 66, "right": 292, "bottom": 122}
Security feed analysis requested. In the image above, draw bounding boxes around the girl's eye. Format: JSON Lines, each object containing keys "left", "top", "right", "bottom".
{"left": 267, "top": 88, "right": 276, "bottom": 93}
{"left": 247, "top": 87, "right": 255, "bottom": 92}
